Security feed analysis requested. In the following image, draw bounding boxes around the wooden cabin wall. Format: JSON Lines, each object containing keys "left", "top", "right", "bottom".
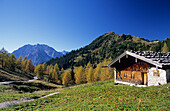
{"left": 116, "top": 61, "right": 150, "bottom": 84}
{"left": 124, "top": 61, "right": 150, "bottom": 72}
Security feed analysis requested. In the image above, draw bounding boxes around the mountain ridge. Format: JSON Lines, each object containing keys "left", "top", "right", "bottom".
{"left": 12, "top": 44, "right": 68, "bottom": 65}
{"left": 47, "top": 32, "right": 169, "bottom": 69}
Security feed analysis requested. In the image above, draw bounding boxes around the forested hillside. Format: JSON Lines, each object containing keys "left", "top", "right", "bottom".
{"left": 1, "top": 32, "right": 168, "bottom": 84}
{"left": 47, "top": 32, "right": 169, "bottom": 69}
{"left": 0, "top": 49, "right": 35, "bottom": 81}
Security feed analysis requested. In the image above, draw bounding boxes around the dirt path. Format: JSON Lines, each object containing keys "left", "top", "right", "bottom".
{"left": 0, "top": 98, "right": 33, "bottom": 109}
{"left": 0, "top": 76, "right": 38, "bottom": 85}
{"left": 0, "top": 92, "right": 60, "bottom": 109}
{"left": 0, "top": 83, "right": 86, "bottom": 109}
{"left": 0, "top": 81, "right": 15, "bottom": 85}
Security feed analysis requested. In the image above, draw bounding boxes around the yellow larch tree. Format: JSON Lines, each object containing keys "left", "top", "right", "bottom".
{"left": 85, "top": 62, "right": 92, "bottom": 79}
{"left": 107, "top": 67, "right": 114, "bottom": 80}
{"left": 100, "top": 58, "right": 114, "bottom": 81}
{"left": 49, "top": 66, "right": 53, "bottom": 81}
{"left": 42, "top": 63, "right": 47, "bottom": 73}
{"left": 94, "top": 62, "right": 102, "bottom": 82}
{"left": 62, "top": 71, "right": 72, "bottom": 85}
{"left": 25, "top": 59, "right": 34, "bottom": 73}
{"left": 60, "top": 67, "right": 64, "bottom": 80}
{"left": 34, "top": 64, "right": 43, "bottom": 78}
{"left": 16, "top": 56, "right": 22, "bottom": 70}
{"left": 46, "top": 65, "right": 50, "bottom": 74}
{"left": 52, "top": 69, "right": 58, "bottom": 83}
{"left": 54, "top": 63, "right": 60, "bottom": 74}
{"left": 75, "top": 66, "right": 86, "bottom": 84}
{"left": 162, "top": 42, "right": 169, "bottom": 52}
{"left": 86, "top": 66, "right": 94, "bottom": 83}
{"left": 100, "top": 59, "right": 107, "bottom": 81}
{"left": 21, "top": 56, "right": 28, "bottom": 71}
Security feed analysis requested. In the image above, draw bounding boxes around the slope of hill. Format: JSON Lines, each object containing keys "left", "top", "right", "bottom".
{"left": 47, "top": 32, "right": 168, "bottom": 69}
{"left": 3, "top": 80, "right": 169, "bottom": 110}
{"left": 12, "top": 44, "right": 68, "bottom": 65}
{"left": 0, "top": 68, "right": 34, "bottom": 82}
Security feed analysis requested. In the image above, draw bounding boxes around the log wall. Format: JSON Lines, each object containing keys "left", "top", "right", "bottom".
{"left": 116, "top": 61, "right": 150, "bottom": 84}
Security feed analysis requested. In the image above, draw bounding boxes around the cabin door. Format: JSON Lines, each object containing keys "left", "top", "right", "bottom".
{"left": 142, "top": 73, "right": 147, "bottom": 85}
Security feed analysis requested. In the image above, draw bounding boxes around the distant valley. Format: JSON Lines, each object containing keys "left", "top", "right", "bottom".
{"left": 12, "top": 44, "right": 68, "bottom": 65}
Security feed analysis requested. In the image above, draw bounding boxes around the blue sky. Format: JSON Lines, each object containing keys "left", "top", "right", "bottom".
{"left": 0, "top": 0, "right": 170, "bottom": 53}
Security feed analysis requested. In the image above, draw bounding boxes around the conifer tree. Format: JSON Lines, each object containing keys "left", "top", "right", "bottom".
{"left": 108, "top": 67, "right": 114, "bottom": 80}
{"left": 22, "top": 56, "right": 28, "bottom": 71}
{"left": 85, "top": 62, "right": 92, "bottom": 80}
{"left": 54, "top": 63, "right": 60, "bottom": 74}
{"left": 46, "top": 65, "right": 50, "bottom": 74}
{"left": 108, "top": 57, "right": 112, "bottom": 63}
{"left": 0, "top": 48, "right": 8, "bottom": 68}
{"left": 47, "top": 64, "right": 53, "bottom": 74}
{"left": 75, "top": 66, "right": 86, "bottom": 84}
{"left": 87, "top": 66, "right": 94, "bottom": 83}
{"left": 0, "top": 52, "right": 3, "bottom": 68}
{"left": 49, "top": 67, "right": 54, "bottom": 81}
{"left": 34, "top": 64, "right": 43, "bottom": 78}
{"left": 94, "top": 62, "right": 102, "bottom": 82}
{"left": 70, "top": 65, "right": 75, "bottom": 84}
{"left": 62, "top": 71, "right": 72, "bottom": 85}
{"left": 100, "top": 59, "right": 108, "bottom": 81}
{"left": 49, "top": 64, "right": 54, "bottom": 70}
{"left": 1, "top": 51, "right": 9, "bottom": 68}
{"left": 162, "top": 42, "right": 169, "bottom": 52}
{"left": 16, "top": 56, "right": 22, "bottom": 70}
{"left": 52, "top": 69, "right": 58, "bottom": 83}
{"left": 4, "top": 53, "right": 9, "bottom": 69}
{"left": 86, "top": 62, "right": 92, "bottom": 69}
{"left": 8, "top": 54, "right": 16, "bottom": 71}
{"left": 60, "top": 67, "right": 64, "bottom": 80}
{"left": 61, "top": 67, "right": 64, "bottom": 72}
{"left": 42, "top": 63, "right": 47, "bottom": 72}
{"left": 25, "top": 60, "right": 30, "bottom": 73}
{"left": 100, "top": 59, "right": 114, "bottom": 81}
{"left": 25, "top": 59, "right": 34, "bottom": 73}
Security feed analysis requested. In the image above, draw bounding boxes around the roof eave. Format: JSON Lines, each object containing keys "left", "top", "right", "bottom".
{"left": 108, "top": 51, "right": 127, "bottom": 67}
{"left": 108, "top": 51, "right": 163, "bottom": 68}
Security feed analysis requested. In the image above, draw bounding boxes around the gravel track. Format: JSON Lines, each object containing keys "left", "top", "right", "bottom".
{"left": 0, "top": 92, "right": 60, "bottom": 109}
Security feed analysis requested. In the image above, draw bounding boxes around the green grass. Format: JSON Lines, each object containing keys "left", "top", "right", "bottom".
{"left": 0, "top": 80, "right": 62, "bottom": 103}
{"left": 1, "top": 80, "right": 169, "bottom": 110}
{"left": 0, "top": 68, "right": 35, "bottom": 81}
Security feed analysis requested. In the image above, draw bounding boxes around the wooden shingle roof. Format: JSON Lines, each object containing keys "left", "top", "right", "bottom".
{"left": 108, "top": 51, "right": 170, "bottom": 68}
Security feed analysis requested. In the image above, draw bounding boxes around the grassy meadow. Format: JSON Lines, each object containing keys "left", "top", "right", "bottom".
{"left": 1, "top": 80, "right": 169, "bottom": 111}
{"left": 0, "top": 80, "right": 62, "bottom": 103}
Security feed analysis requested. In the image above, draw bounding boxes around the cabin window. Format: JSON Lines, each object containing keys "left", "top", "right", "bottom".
{"left": 124, "top": 73, "right": 127, "bottom": 78}
{"left": 131, "top": 74, "right": 135, "bottom": 79}
{"left": 119, "top": 72, "right": 122, "bottom": 79}
{"left": 153, "top": 70, "right": 159, "bottom": 77}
